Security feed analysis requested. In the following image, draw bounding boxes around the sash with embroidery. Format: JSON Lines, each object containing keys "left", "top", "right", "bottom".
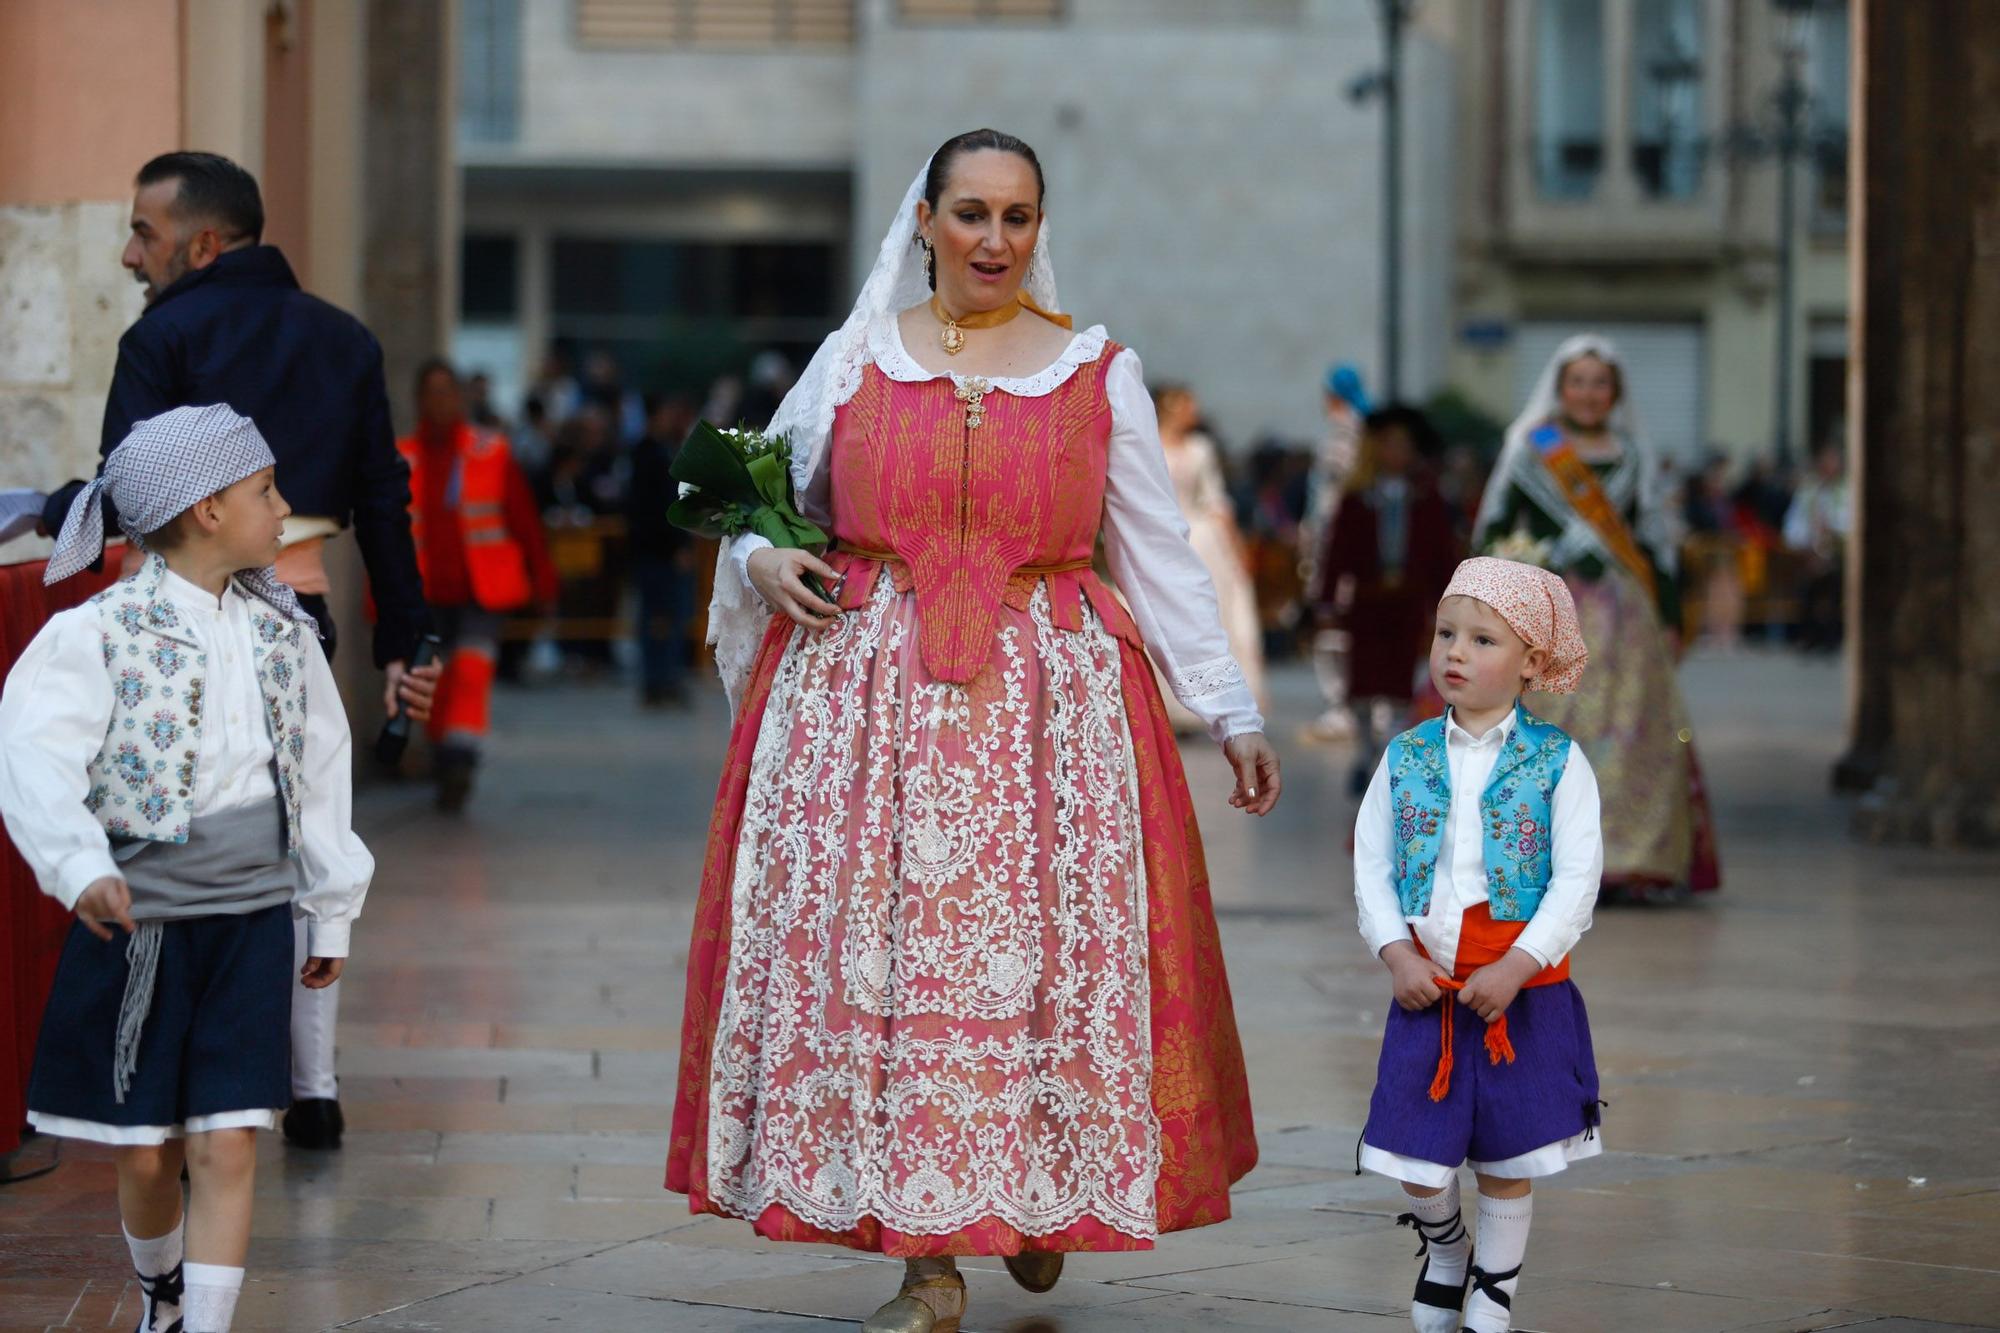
{"left": 1530, "top": 423, "right": 1658, "bottom": 604}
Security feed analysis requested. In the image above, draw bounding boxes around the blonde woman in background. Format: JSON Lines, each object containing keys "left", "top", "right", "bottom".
{"left": 1152, "top": 384, "right": 1267, "bottom": 733}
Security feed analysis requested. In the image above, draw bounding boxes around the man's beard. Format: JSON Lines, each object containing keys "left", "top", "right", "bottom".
{"left": 138, "top": 247, "right": 192, "bottom": 305}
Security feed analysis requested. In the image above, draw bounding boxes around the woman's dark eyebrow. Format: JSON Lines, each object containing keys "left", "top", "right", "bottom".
{"left": 947, "top": 196, "right": 1035, "bottom": 212}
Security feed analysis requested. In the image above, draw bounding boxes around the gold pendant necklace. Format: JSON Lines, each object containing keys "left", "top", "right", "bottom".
{"left": 931, "top": 293, "right": 1023, "bottom": 356}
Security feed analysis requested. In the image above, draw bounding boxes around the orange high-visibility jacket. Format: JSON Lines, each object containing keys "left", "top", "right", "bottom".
{"left": 396, "top": 424, "right": 534, "bottom": 612}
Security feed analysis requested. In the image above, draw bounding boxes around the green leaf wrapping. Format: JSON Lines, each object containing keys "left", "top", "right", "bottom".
{"left": 666, "top": 420, "right": 833, "bottom": 606}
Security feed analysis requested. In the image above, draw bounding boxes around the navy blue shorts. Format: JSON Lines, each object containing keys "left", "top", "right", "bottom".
{"left": 28, "top": 904, "right": 293, "bottom": 1138}
{"left": 1360, "top": 979, "right": 1602, "bottom": 1171}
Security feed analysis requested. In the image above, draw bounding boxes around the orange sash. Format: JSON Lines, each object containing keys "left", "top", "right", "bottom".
{"left": 1416, "top": 905, "right": 1569, "bottom": 1102}
{"left": 1531, "top": 424, "right": 1658, "bottom": 602}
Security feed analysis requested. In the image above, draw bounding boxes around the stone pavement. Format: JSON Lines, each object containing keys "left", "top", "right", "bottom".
{"left": 3, "top": 650, "right": 1998, "bottom": 1331}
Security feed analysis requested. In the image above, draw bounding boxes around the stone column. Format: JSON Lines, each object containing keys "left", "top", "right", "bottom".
{"left": 1845, "top": 0, "right": 2000, "bottom": 844}
{"left": 362, "top": 0, "right": 458, "bottom": 439}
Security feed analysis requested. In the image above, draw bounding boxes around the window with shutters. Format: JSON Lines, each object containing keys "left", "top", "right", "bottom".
{"left": 574, "top": 0, "right": 855, "bottom": 48}
{"left": 896, "top": 0, "right": 1065, "bottom": 22}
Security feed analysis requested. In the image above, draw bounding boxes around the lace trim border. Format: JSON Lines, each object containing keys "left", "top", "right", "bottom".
{"left": 1170, "top": 653, "right": 1248, "bottom": 702}
{"left": 862, "top": 315, "right": 1112, "bottom": 399}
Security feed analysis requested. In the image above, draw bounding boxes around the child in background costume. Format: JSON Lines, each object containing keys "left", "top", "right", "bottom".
{"left": 0, "top": 406, "right": 373, "bottom": 1333}
{"left": 1316, "top": 406, "right": 1460, "bottom": 792}
{"left": 1351, "top": 556, "right": 1604, "bottom": 1333}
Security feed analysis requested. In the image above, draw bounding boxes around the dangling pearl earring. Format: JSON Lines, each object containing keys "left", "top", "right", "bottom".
{"left": 922, "top": 239, "right": 935, "bottom": 285}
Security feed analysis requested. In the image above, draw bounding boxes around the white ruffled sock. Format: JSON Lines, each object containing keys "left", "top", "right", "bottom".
{"left": 1465, "top": 1190, "right": 1534, "bottom": 1332}
{"left": 124, "top": 1219, "right": 184, "bottom": 1332}
{"left": 182, "top": 1262, "right": 244, "bottom": 1333}
{"left": 1399, "top": 1178, "right": 1471, "bottom": 1333}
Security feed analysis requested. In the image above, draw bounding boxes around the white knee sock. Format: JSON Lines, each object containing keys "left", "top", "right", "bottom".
{"left": 124, "top": 1219, "right": 184, "bottom": 1332}
{"left": 1399, "top": 1178, "right": 1470, "bottom": 1333}
{"left": 1465, "top": 1191, "right": 1533, "bottom": 1332}
{"left": 182, "top": 1262, "right": 244, "bottom": 1333}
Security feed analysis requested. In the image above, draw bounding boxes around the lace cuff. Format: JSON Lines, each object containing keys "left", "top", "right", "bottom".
{"left": 1171, "top": 653, "right": 1248, "bottom": 701}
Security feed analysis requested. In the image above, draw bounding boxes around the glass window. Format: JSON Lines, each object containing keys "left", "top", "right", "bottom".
{"left": 1630, "top": 0, "right": 1705, "bottom": 199}
{"left": 546, "top": 238, "right": 839, "bottom": 395}
{"left": 1807, "top": 0, "right": 1850, "bottom": 227}
{"left": 460, "top": 235, "right": 519, "bottom": 320}
{"left": 458, "top": 0, "right": 520, "bottom": 145}
{"left": 1534, "top": 0, "right": 1607, "bottom": 200}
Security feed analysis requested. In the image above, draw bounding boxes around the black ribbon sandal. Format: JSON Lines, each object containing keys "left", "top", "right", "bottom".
{"left": 1397, "top": 1209, "right": 1472, "bottom": 1315}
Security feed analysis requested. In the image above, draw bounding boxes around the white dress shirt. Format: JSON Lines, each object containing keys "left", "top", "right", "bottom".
{"left": 0, "top": 568, "right": 372, "bottom": 957}
{"left": 1354, "top": 707, "right": 1603, "bottom": 975}
{"left": 731, "top": 321, "right": 1264, "bottom": 743}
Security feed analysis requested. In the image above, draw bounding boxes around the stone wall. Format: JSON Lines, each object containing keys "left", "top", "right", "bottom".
{"left": 0, "top": 203, "right": 144, "bottom": 563}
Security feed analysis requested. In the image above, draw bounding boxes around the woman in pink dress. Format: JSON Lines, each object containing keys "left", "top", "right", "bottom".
{"left": 666, "top": 130, "right": 1281, "bottom": 1332}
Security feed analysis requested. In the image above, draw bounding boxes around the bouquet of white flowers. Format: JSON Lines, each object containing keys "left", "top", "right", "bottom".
{"left": 668, "top": 422, "right": 832, "bottom": 603}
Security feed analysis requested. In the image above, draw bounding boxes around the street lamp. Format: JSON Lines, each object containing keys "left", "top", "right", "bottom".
{"left": 1712, "top": 0, "right": 1843, "bottom": 471}
{"left": 1349, "top": 0, "right": 1413, "bottom": 403}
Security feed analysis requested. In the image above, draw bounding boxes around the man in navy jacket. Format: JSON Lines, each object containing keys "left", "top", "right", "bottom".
{"left": 39, "top": 151, "right": 436, "bottom": 1152}
{"left": 44, "top": 153, "right": 433, "bottom": 683}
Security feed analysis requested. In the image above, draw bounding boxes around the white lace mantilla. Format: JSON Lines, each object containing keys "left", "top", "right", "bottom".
{"left": 706, "top": 576, "right": 1161, "bottom": 1240}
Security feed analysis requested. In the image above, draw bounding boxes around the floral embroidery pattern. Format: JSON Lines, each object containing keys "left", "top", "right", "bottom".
{"left": 1388, "top": 733, "right": 1449, "bottom": 916}
{"left": 266, "top": 651, "right": 293, "bottom": 691}
{"left": 148, "top": 640, "right": 188, "bottom": 678}
{"left": 1389, "top": 711, "right": 1572, "bottom": 923}
{"left": 136, "top": 785, "right": 174, "bottom": 825}
{"left": 111, "top": 602, "right": 146, "bottom": 635}
{"left": 145, "top": 600, "right": 180, "bottom": 632}
{"left": 253, "top": 613, "right": 286, "bottom": 644}
{"left": 142, "top": 711, "right": 184, "bottom": 752}
{"left": 84, "top": 783, "right": 109, "bottom": 814}
{"left": 707, "top": 577, "right": 1159, "bottom": 1241}
{"left": 112, "top": 742, "right": 150, "bottom": 791}
{"left": 113, "top": 669, "right": 151, "bottom": 710}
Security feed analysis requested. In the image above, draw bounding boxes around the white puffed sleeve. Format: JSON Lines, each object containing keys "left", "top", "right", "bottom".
{"left": 1101, "top": 348, "right": 1264, "bottom": 743}
{"left": 0, "top": 607, "right": 121, "bottom": 909}
{"left": 292, "top": 639, "right": 373, "bottom": 957}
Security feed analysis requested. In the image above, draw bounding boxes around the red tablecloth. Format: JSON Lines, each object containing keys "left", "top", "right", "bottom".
{"left": 1, "top": 554, "right": 120, "bottom": 1155}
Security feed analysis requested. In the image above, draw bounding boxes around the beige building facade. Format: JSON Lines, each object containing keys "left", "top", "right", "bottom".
{"left": 455, "top": 0, "right": 1456, "bottom": 446}
{"left": 1436, "top": 0, "right": 1850, "bottom": 465}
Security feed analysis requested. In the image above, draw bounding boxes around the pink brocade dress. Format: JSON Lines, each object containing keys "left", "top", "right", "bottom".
{"left": 666, "top": 337, "right": 1259, "bottom": 1256}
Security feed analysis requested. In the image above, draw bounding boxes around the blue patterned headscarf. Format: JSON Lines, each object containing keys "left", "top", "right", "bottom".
{"left": 45, "top": 404, "right": 316, "bottom": 628}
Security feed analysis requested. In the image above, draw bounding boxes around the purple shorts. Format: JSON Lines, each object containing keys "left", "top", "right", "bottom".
{"left": 1361, "top": 979, "right": 1602, "bottom": 1169}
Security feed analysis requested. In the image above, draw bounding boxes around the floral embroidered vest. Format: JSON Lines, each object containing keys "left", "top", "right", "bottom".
{"left": 1385, "top": 705, "right": 1572, "bottom": 921}
{"left": 824, "top": 339, "right": 1136, "bottom": 684}
{"left": 83, "top": 555, "right": 308, "bottom": 849}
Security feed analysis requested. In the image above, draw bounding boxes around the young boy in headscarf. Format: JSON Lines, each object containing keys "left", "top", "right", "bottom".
{"left": 0, "top": 405, "right": 373, "bottom": 1333}
{"left": 1350, "top": 557, "right": 1604, "bottom": 1333}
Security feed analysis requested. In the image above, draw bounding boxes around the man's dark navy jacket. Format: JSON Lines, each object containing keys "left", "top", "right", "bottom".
{"left": 44, "top": 245, "right": 429, "bottom": 667}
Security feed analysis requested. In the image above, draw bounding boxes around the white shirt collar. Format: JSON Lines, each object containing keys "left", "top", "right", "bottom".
{"left": 157, "top": 566, "right": 237, "bottom": 620}
{"left": 1444, "top": 705, "right": 1517, "bottom": 748}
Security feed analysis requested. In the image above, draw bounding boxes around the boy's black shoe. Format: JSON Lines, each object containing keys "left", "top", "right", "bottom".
{"left": 282, "top": 1097, "right": 345, "bottom": 1150}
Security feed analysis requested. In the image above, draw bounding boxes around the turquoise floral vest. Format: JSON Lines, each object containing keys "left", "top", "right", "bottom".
{"left": 82, "top": 555, "right": 308, "bottom": 850}
{"left": 1385, "top": 704, "right": 1573, "bottom": 921}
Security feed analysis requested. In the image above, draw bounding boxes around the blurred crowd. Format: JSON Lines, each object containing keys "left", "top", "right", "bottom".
{"left": 446, "top": 343, "right": 1849, "bottom": 713}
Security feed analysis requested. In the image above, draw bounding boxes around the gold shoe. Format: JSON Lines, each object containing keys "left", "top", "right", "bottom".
{"left": 1003, "top": 1250, "right": 1064, "bottom": 1293}
{"left": 862, "top": 1274, "right": 965, "bottom": 1333}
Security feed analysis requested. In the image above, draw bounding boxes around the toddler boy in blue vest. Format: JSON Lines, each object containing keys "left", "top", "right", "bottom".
{"left": 1351, "top": 556, "right": 1603, "bottom": 1333}
{"left": 0, "top": 406, "right": 372, "bottom": 1333}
